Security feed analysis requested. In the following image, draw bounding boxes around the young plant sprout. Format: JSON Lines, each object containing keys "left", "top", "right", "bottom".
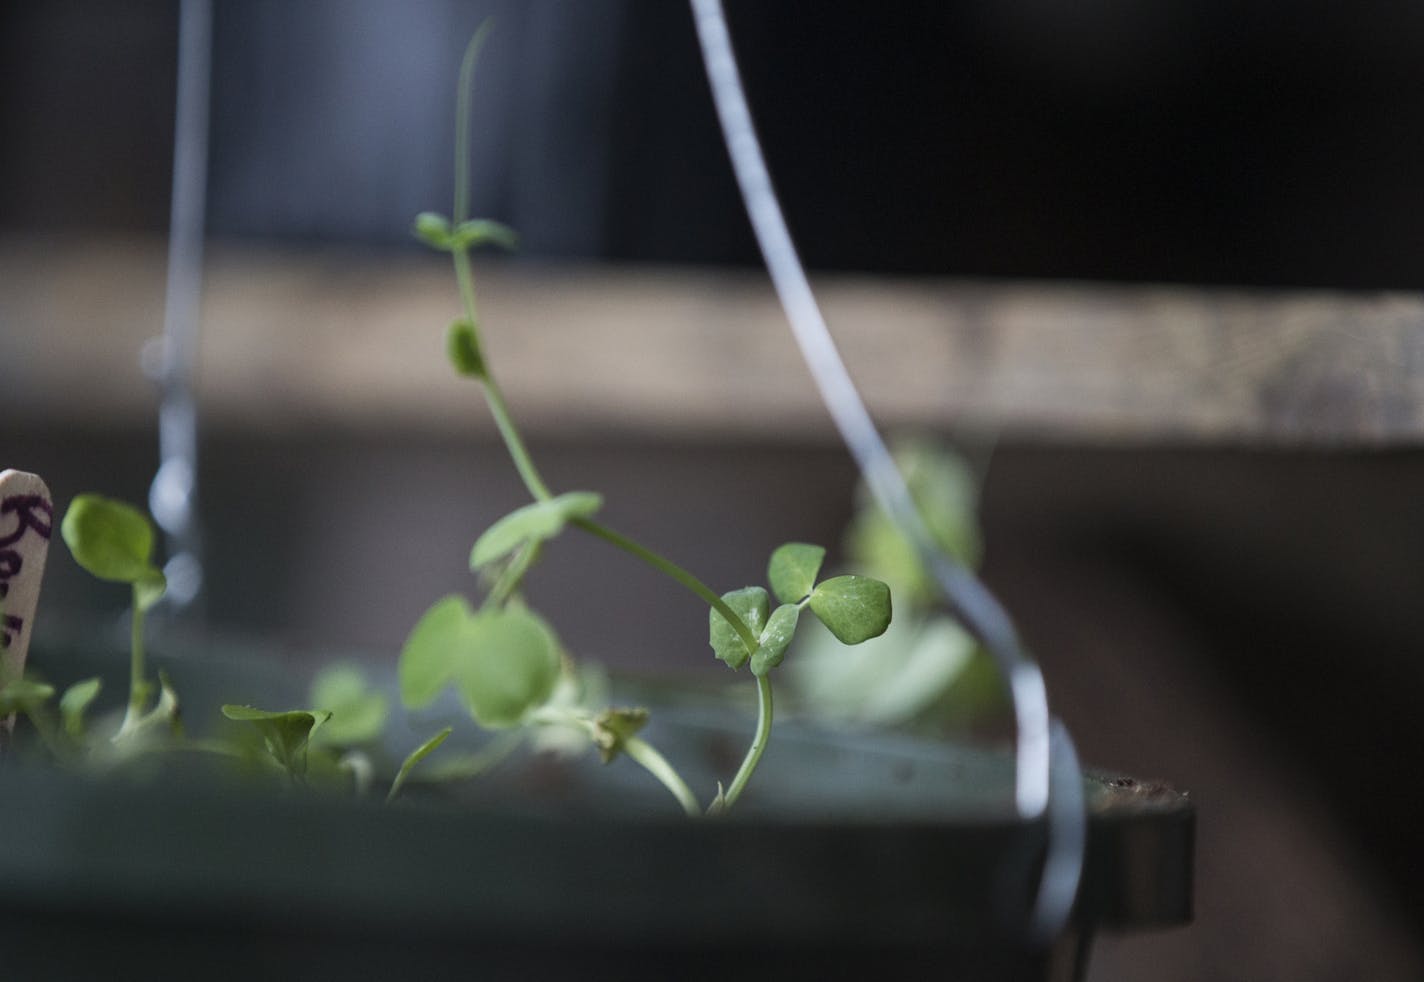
{"left": 398, "top": 25, "right": 892, "bottom": 814}
{"left": 5, "top": 25, "right": 892, "bottom": 818}
{"left": 60, "top": 494, "right": 177, "bottom": 745}
{"left": 790, "top": 440, "right": 999, "bottom": 730}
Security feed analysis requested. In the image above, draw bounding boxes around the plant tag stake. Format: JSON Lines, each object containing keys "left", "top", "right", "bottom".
{"left": 0, "top": 470, "right": 54, "bottom": 729}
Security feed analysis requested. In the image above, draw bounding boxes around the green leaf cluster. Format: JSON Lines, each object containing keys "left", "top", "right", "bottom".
{"left": 400, "top": 597, "right": 562, "bottom": 728}
{"left": 710, "top": 543, "right": 892, "bottom": 678}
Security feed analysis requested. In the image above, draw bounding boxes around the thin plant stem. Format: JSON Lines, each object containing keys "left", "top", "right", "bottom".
{"left": 448, "top": 24, "right": 553, "bottom": 504}
{"left": 443, "top": 21, "right": 753, "bottom": 648}
{"left": 720, "top": 673, "right": 773, "bottom": 810}
{"left": 452, "top": 249, "right": 554, "bottom": 503}
{"left": 488, "top": 540, "right": 543, "bottom": 607}
{"left": 440, "top": 19, "right": 767, "bottom": 815}
{"left": 400, "top": 729, "right": 523, "bottom": 794}
{"left": 115, "top": 587, "right": 148, "bottom": 739}
{"left": 453, "top": 22, "right": 492, "bottom": 226}
{"left": 455, "top": 247, "right": 762, "bottom": 663}
{"left": 623, "top": 736, "right": 701, "bottom": 818}
{"left": 572, "top": 517, "right": 761, "bottom": 654}
{"left": 531, "top": 707, "right": 701, "bottom": 818}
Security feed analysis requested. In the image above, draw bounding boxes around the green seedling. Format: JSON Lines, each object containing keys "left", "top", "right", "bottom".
{"left": 221, "top": 705, "right": 332, "bottom": 783}
{"left": 790, "top": 439, "right": 1004, "bottom": 731}
{"left": 58, "top": 676, "right": 103, "bottom": 740}
{"left": 35, "top": 500, "right": 445, "bottom": 801}
{"left": 400, "top": 598, "right": 562, "bottom": 728}
{"left": 396, "top": 25, "right": 892, "bottom": 816}
{"left": 60, "top": 494, "right": 171, "bottom": 744}
{"left": 12, "top": 24, "right": 892, "bottom": 820}
{"left": 0, "top": 677, "right": 61, "bottom": 754}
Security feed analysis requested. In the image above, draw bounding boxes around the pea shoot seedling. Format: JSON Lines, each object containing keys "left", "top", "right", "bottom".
{"left": 59, "top": 495, "right": 175, "bottom": 741}
{"left": 7, "top": 26, "right": 892, "bottom": 817}
{"left": 26, "top": 493, "right": 419, "bottom": 789}
{"left": 393, "top": 26, "right": 891, "bottom": 814}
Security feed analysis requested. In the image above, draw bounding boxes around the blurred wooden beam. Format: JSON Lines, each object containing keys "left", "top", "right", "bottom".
{"left": 3, "top": 234, "right": 1423, "bottom": 444}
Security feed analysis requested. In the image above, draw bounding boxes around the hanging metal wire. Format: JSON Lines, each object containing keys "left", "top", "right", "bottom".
{"left": 147, "top": 0, "right": 213, "bottom": 619}
{"left": 688, "top": 0, "right": 1086, "bottom": 941}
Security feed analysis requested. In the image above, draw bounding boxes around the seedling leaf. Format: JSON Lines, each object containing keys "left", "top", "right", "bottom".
{"left": 845, "top": 441, "right": 982, "bottom": 607}
{"left": 60, "top": 494, "right": 159, "bottom": 585}
{"left": 708, "top": 586, "right": 769, "bottom": 670}
{"left": 222, "top": 705, "right": 333, "bottom": 778}
{"left": 399, "top": 595, "right": 472, "bottom": 709}
{"left": 0, "top": 678, "right": 55, "bottom": 716}
{"left": 455, "top": 605, "right": 562, "bottom": 728}
{"left": 59, "top": 677, "right": 102, "bottom": 739}
{"left": 591, "top": 706, "right": 650, "bottom": 764}
{"left": 309, "top": 663, "right": 389, "bottom": 746}
{"left": 398, "top": 596, "right": 562, "bottom": 726}
{"left": 413, "top": 211, "right": 453, "bottom": 249}
{"left": 450, "top": 218, "right": 518, "bottom": 251}
{"left": 751, "top": 603, "right": 801, "bottom": 677}
{"left": 387, "top": 726, "right": 453, "bottom": 803}
{"left": 767, "top": 542, "right": 825, "bottom": 604}
{"left": 470, "top": 491, "right": 603, "bottom": 569}
{"left": 808, "top": 575, "right": 893, "bottom": 645}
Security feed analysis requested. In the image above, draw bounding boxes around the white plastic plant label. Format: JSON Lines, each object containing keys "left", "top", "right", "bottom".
{"left": 0, "top": 470, "right": 54, "bottom": 695}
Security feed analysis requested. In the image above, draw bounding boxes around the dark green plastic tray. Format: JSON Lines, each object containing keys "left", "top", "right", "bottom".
{"left": 0, "top": 633, "right": 1192, "bottom": 981}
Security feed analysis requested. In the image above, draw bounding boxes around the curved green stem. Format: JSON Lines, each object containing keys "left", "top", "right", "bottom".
{"left": 454, "top": 245, "right": 757, "bottom": 651}
{"left": 452, "top": 250, "right": 553, "bottom": 502}
{"left": 411, "top": 729, "right": 523, "bottom": 786}
{"left": 488, "top": 540, "right": 543, "bottom": 607}
{"left": 624, "top": 736, "right": 701, "bottom": 818}
{"left": 114, "top": 588, "right": 148, "bottom": 740}
{"left": 448, "top": 22, "right": 551, "bottom": 504}
{"left": 572, "top": 517, "right": 761, "bottom": 653}
{"left": 531, "top": 708, "right": 700, "bottom": 817}
{"left": 720, "top": 674, "right": 773, "bottom": 811}
{"left": 453, "top": 22, "right": 492, "bottom": 225}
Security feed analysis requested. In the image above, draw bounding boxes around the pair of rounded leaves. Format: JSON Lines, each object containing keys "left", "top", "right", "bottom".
{"left": 710, "top": 543, "right": 892, "bottom": 677}
{"left": 412, "top": 212, "right": 519, "bottom": 254}
{"left": 400, "top": 493, "right": 596, "bottom": 728}
{"left": 400, "top": 596, "right": 562, "bottom": 729}
{"left": 60, "top": 495, "right": 167, "bottom": 612}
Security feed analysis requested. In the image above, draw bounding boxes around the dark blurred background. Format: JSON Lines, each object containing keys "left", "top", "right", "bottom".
{"left": 5, "top": 0, "right": 1424, "bottom": 286}
{"left": 5, "top": 2, "right": 1424, "bottom": 979}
